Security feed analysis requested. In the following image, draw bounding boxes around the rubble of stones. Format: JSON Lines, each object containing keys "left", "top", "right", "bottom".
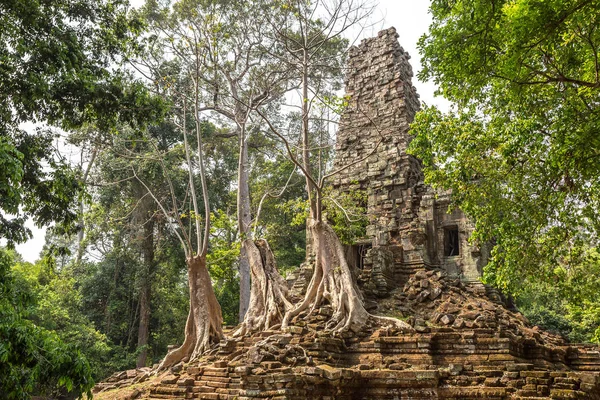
{"left": 94, "top": 272, "right": 600, "bottom": 399}
{"left": 379, "top": 268, "right": 568, "bottom": 348}
{"left": 94, "top": 367, "right": 153, "bottom": 395}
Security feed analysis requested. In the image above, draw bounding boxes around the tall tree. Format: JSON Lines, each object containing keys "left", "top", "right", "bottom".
{"left": 139, "top": 0, "right": 292, "bottom": 322}
{"left": 257, "top": 0, "right": 412, "bottom": 334}
{"left": 0, "top": 0, "right": 163, "bottom": 396}
{"left": 126, "top": 32, "right": 229, "bottom": 366}
{"left": 410, "top": 0, "right": 600, "bottom": 298}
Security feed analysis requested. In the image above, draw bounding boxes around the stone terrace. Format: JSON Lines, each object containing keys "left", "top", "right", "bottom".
{"left": 96, "top": 266, "right": 600, "bottom": 400}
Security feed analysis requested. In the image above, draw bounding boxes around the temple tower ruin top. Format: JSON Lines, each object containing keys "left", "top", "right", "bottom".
{"left": 333, "top": 27, "right": 421, "bottom": 194}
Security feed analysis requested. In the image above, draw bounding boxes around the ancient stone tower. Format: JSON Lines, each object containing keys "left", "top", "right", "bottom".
{"left": 332, "top": 27, "right": 488, "bottom": 298}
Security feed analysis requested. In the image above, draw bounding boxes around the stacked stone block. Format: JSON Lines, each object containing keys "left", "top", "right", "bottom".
{"left": 332, "top": 27, "right": 487, "bottom": 294}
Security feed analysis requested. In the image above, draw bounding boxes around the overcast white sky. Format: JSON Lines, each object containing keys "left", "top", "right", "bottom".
{"left": 14, "top": 0, "right": 449, "bottom": 262}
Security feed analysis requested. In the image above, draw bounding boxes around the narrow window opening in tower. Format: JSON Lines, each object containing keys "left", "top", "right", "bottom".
{"left": 358, "top": 244, "right": 371, "bottom": 269}
{"left": 444, "top": 226, "right": 460, "bottom": 257}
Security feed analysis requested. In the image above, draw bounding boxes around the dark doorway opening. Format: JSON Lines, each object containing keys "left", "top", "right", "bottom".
{"left": 444, "top": 226, "right": 460, "bottom": 257}
{"left": 346, "top": 243, "right": 372, "bottom": 270}
{"left": 357, "top": 244, "right": 371, "bottom": 270}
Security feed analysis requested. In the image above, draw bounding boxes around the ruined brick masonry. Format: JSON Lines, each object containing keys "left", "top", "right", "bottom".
{"left": 331, "top": 27, "right": 486, "bottom": 300}
{"left": 95, "top": 28, "right": 600, "bottom": 400}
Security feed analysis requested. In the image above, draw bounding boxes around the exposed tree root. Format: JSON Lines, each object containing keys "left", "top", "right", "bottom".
{"left": 282, "top": 220, "right": 413, "bottom": 334}
{"left": 234, "top": 239, "right": 293, "bottom": 336}
{"left": 157, "top": 255, "right": 224, "bottom": 370}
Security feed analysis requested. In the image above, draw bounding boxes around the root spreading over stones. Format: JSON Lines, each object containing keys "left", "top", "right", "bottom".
{"left": 283, "top": 221, "right": 412, "bottom": 333}
{"left": 157, "top": 255, "right": 224, "bottom": 370}
{"left": 234, "top": 239, "right": 293, "bottom": 336}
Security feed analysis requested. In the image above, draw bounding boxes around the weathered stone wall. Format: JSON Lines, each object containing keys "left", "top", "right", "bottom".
{"left": 332, "top": 27, "right": 486, "bottom": 294}
{"left": 333, "top": 27, "right": 422, "bottom": 248}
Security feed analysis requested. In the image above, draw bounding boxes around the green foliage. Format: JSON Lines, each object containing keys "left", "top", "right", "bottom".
{"left": 12, "top": 256, "right": 115, "bottom": 380}
{"left": 324, "top": 188, "right": 368, "bottom": 246}
{"left": 0, "top": 0, "right": 162, "bottom": 132}
{"left": 0, "top": 0, "right": 165, "bottom": 246}
{"left": 207, "top": 211, "right": 240, "bottom": 325}
{"left": 410, "top": 1, "right": 600, "bottom": 301}
{"left": 516, "top": 251, "right": 600, "bottom": 344}
{"left": 149, "top": 247, "right": 188, "bottom": 359}
{"left": 321, "top": 94, "right": 351, "bottom": 115}
{"left": 0, "top": 249, "right": 94, "bottom": 399}
{"left": 0, "top": 130, "right": 83, "bottom": 246}
{"left": 77, "top": 224, "right": 189, "bottom": 372}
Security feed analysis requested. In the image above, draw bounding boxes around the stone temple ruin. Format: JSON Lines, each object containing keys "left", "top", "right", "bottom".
{"left": 332, "top": 27, "right": 486, "bottom": 299}
{"left": 95, "top": 28, "right": 600, "bottom": 400}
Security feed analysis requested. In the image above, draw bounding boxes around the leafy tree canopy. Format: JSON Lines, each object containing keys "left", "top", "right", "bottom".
{"left": 0, "top": 248, "right": 94, "bottom": 399}
{"left": 0, "top": 0, "right": 164, "bottom": 245}
{"left": 410, "top": 0, "right": 600, "bottom": 299}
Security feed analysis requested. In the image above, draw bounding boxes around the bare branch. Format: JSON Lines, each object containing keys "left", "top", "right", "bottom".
{"left": 255, "top": 108, "right": 320, "bottom": 191}
{"left": 321, "top": 108, "right": 385, "bottom": 184}
{"left": 131, "top": 166, "right": 190, "bottom": 257}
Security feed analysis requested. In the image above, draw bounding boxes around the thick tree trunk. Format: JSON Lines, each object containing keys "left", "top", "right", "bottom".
{"left": 157, "top": 255, "right": 224, "bottom": 370}
{"left": 136, "top": 219, "right": 154, "bottom": 368}
{"left": 237, "top": 126, "right": 252, "bottom": 322}
{"left": 234, "top": 239, "right": 292, "bottom": 336}
{"left": 282, "top": 221, "right": 412, "bottom": 333}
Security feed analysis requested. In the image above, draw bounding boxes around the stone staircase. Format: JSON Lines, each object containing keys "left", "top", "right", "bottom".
{"left": 135, "top": 326, "right": 600, "bottom": 400}
{"left": 569, "top": 346, "right": 600, "bottom": 372}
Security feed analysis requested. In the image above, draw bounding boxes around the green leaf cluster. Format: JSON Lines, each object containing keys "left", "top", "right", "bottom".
{"left": 0, "top": 0, "right": 165, "bottom": 246}
{"left": 324, "top": 188, "right": 368, "bottom": 246}
{"left": 410, "top": 0, "right": 600, "bottom": 341}
{"left": 0, "top": 249, "right": 94, "bottom": 399}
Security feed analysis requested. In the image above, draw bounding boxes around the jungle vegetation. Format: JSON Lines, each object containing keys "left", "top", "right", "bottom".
{"left": 1, "top": 0, "right": 599, "bottom": 398}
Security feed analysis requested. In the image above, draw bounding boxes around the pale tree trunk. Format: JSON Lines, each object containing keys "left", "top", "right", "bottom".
{"left": 76, "top": 147, "right": 98, "bottom": 264}
{"left": 157, "top": 255, "right": 224, "bottom": 370}
{"left": 136, "top": 218, "right": 154, "bottom": 368}
{"left": 237, "top": 124, "right": 252, "bottom": 322}
{"left": 235, "top": 239, "right": 292, "bottom": 336}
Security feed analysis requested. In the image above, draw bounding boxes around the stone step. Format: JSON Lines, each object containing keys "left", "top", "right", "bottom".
{"left": 354, "top": 387, "right": 437, "bottom": 399}
{"left": 192, "top": 385, "right": 241, "bottom": 394}
{"left": 512, "top": 397, "right": 551, "bottom": 400}
{"left": 148, "top": 397, "right": 183, "bottom": 400}
{"left": 201, "top": 369, "right": 229, "bottom": 378}
{"left": 196, "top": 376, "right": 232, "bottom": 383}
{"left": 148, "top": 394, "right": 186, "bottom": 399}
{"left": 196, "top": 393, "right": 220, "bottom": 400}
{"left": 437, "top": 386, "right": 509, "bottom": 398}
{"left": 151, "top": 385, "right": 187, "bottom": 395}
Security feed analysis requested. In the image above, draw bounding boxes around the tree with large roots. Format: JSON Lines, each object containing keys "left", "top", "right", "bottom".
{"left": 133, "top": 92, "right": 225, "bottom": 370}
{"left": 157, "top": 255, "right": 224, "bottom": 370}
{"left": 234, "top": 239, "right": 293, "bottom": 336}
{"left": 282, "top": 221, "right": 367, "bottom": 332}
{"left": 257, "top": 0, "right": 413, "bottom": 335}
{"left": 281, "top": 220, "right": 412, "bottom": 333}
